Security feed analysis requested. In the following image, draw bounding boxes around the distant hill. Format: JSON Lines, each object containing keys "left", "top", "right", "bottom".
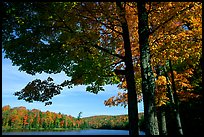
{"left": 2, "top": 105, "right": 144, "bottom": 131}
{"left": 81, "top": 113, "right": 144, "bottom": 130}
{"left": 82, "top": 113, "right": 144, "bottom": 120}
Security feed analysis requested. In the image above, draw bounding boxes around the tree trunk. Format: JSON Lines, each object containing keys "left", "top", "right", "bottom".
{"left": 155, "top": 65, "right": 167, "bottom": 135}
{"left": 157, "top": 106, "right": 167, "bottom": 135}
{"left": 169, "top": 60, "right": 183, "bottom": 135}
{"left": 137, "top": 1, "right": 159, "bottom": 135}
{"left": 116, "top": 2, "right": 139, "bottom": 135}
{"left": 163, "top": 62, "right": 183, "bottom": 135}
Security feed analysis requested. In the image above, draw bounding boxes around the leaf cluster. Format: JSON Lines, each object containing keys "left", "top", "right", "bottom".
{"left": 14, "top": 77, "right": 62, "bottom": 105}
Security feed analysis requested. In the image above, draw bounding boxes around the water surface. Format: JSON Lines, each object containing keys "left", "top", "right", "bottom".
{"left": 2, "top": 129, "right": 145, "bottom": 135}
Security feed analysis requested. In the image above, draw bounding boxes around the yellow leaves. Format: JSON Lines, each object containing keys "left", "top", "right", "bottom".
{"left": 155, "top": 87, "right": 169, "bottom": 107}
{"left": 121, "top": 80, "right": 127, "bottom": 89}
{"left": 155, "top": 75, "right": 169, "bottom": 106}
{"left": 170, "top": 70, "right": 194, "bottom": 95}
{"left": 15, "top": 17, "right": 25, "bottom": 25}
{"left": 153, "top": 73, "right": 157, "bottom": 77}
{"left": 184, "top": 53, "right": 189, "bottom": 59}
{"left": 168, "top": 2, "right": 172, "bottom": 7}
{"left": 156, "top": 76, "right": 167, "bottom": 86}
{"left": 172, "top": 56, "right": 179, "bottom": 61}
{"left": 155, "top": 76, "right": 169, "bottom": 106}
{"left": 156, "top": 98, "right": 169, "bottom": 107}
{"left": 149, "top": 2, "right": 201, "bottom": 67}
{"left": 101, "top": 2, "right": 201, "bottom": 107}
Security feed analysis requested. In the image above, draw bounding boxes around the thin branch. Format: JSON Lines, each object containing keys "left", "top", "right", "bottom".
{"left": 82, "top": 32, "right": 125, "bottom": 60}
{"left": 103, "top": 59, "right": 124, "bottom": 70}
{"left": 91, "top": 43, "right": 125, "bottom": 60}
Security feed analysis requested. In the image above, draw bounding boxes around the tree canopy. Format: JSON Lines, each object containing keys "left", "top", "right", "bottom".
{"left": 104, "top": 2, "right": 202, "bottom": 107}
{"left": 2, "top": 2, "right": 124, "bottom": 104}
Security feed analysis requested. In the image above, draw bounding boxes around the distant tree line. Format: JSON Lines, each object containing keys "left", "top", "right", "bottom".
{"left": 2, "top": 105, "right": 144, "bottom": 131}
{"left": 2, "top": 105, "right": 77, "bottom": 131}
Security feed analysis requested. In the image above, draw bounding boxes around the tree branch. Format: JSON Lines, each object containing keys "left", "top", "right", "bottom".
{"left": 91, "top": 43, "right": 125, "bottom": 60}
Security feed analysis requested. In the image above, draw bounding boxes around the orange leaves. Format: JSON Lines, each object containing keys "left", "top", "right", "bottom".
{"left": 166, "top": 69, "right": 198, "bottom": 103}
{"left": 172, "top": 70, "right": 194, "bottom": 89}
{"left": 184, "top": 68, "right": 193, "bottom": 75}
{"left": 60, "top": 120, "right": 65, "bottom": 127}
{"left": 2, "top": 105, "right": 11, "bottom": 112}
{"left": 103, "top": 2, "right": 201, "bottom": 109}
{"left": 149, "top": 2, "right": 202, "bottom": 68}
{"left": 121, "top": 80, "right": 127, "bottom": 89}
{"left": 178, "top": 91, "right": 202, "bottom": 102}
{"left": 155, "top": 91, "right": 169, "bottom": 107}
{"left": 124, "top": 3, "right": 140, "bottom": 58}
{"left": 104, "top": 89, "right": 143, "bottom": 108}
{"left": 23, "top": 115, "right": 29, "bottom": 125}
{"left": 104, "top": 91, "right": 128, "bottom": 107}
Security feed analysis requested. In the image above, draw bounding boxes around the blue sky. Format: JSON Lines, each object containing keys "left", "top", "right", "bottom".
{"left": 2, "top": 53, "right": 144, "bottom": 118}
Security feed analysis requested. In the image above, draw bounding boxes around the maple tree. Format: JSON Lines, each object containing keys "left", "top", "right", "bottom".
{"left": 2, "top": 2, "right": 122, "bottom": 102}
{"left": 2, "top": 2, "right": 140, "bottom": 135}
{"left": 104, "top": 2, "right": 202, "bottom": 135}
{"left": 149, "top": 3, "right": 202, "bottom": 135}
{"left": 150, "top": 2, "right": 202, "bottom": 105}
{"left": 105, "top": 2, "right": 202, "bottom": 107}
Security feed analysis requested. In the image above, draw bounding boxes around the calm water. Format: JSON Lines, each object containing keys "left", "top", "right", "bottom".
{"left": 2, "top": 129, "right": 145, "bottom": 135}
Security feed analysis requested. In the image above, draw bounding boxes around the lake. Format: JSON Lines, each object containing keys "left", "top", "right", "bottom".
{"left": 2, "top": 129, "right": 145, "bottom": 135}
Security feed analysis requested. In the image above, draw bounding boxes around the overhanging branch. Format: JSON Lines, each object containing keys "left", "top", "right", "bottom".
{"left": 92, "top": 44, "right": 125, "bottom": 60}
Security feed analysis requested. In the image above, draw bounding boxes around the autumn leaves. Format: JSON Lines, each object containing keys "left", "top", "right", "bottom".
{"left": 105, "top": 2, "right": 202, "bottom": 108}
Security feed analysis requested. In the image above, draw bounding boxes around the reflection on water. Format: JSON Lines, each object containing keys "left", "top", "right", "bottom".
{"left": 2, "top": 129, "right": 145, "bottom": 135}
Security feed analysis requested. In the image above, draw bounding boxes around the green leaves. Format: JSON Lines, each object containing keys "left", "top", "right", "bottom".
{"left": 14, "top": 77, "right": 63, "bottom": 106}
{"left": 86, "top": 84, "right": 105, "bottom": 94}
{"left": 3, "top": 2, "right": 122, "bottom": 104}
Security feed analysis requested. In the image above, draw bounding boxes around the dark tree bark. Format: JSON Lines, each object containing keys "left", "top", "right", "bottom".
{"left": 116, "top": 2, "right": 139, "bottom": 135}
{"left": 155, "top": 65, "right": 167, "bottom": 135}
{"left": 157, "top": 106, "right": 167, "bottom": 135}
{"left": 137, "top": 1, "right": 159, "bottom": 135}
{"left": 169, "top": 60, "right": 183, "bottom": 135}
{"left": 163, "top": 62, "right": 183, "bottom": 135}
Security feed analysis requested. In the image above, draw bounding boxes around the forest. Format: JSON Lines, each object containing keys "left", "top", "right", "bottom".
{"left": 2, "top": 105, "right": 144, "bottom": 131}
{"left": 2, "top": 2, "right": 202, "bottom": 135}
